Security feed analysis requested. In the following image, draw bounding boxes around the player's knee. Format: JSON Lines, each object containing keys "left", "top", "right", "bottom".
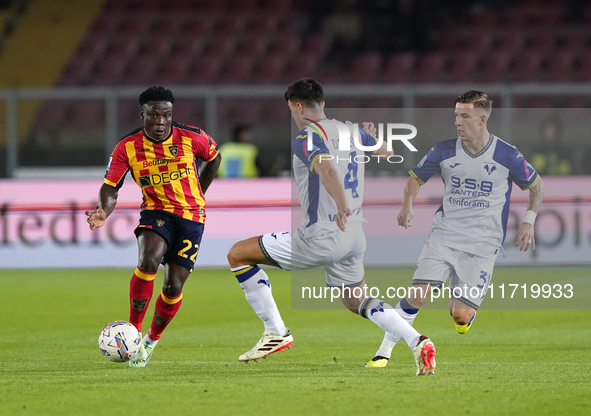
{"left": 137, "top": 258, "right": 160, "bottom": 274}
{"left": 162, "top": 282, "right": 182, "bottom": 298}
{"left": 227, "top": 241, "right": 246, "bottom": 267}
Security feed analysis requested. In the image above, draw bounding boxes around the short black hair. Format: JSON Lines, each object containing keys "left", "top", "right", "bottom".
{"left": 138, "top": 86, "right": 175, "bottom": 106}
{"left": 284, "top": 78, "right": 324, "bottom": 107}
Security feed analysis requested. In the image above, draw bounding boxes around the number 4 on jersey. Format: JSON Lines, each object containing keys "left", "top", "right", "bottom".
{"left": 344, "top": 151, "right": 359, "bottom": 198}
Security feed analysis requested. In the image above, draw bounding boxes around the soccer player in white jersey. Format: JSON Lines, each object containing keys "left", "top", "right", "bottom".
{"left": 366, "top": 90, "right": 545, "bottom": 368}
{"left": 227, "top": 78, "right": 437, "bottom": 375}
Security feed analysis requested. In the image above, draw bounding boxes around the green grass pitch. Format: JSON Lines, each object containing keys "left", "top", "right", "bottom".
{"left": 0, "top": 266, "right": 589, "bottom": 416}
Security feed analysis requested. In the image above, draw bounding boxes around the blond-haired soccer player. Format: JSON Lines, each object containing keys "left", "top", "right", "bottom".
{"left": 367, "top": 91, "right": 544, "bottom": 367}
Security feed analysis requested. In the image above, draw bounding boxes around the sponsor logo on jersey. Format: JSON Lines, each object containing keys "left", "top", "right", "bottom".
{"left": 142, "top": 157, "right": 181, "bottom": 168}
{"left": 138, "top": 166, "right": 192, "bottom": 187}
{"left": 370, "top": 301, "right": 385, "bottom": 316}
{"left": 417, "top": 154, "right": 428, "bottom": 168}
{"left": 450, "top": 162, "right": 461, "bottom": 168}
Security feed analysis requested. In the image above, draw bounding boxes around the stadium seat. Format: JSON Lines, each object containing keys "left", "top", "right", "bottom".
{"left": 218, "top": 57, "right": 255, "bottom": 84}
{"left": 68, "top": 101, "right": 105, "bottom": 127}
{"left": 234, "top": 34, "right": 270, "bottom": 58}
{"left": 89, "top": 13, "right": 121, "bottom": 36}
{"left": 154, "top": 59, "right": 191, "bottom": 85}
{"left": 35, "top": 103, "right": 68, "bottom": 130}
{"left": 479, "top": 51, "right": 512, "bottom": 83}
{"left": 203, "top": 35, "right": 238, "bottom": 59}
{"left": 447, "top": 51, "right": 480, "bottom": 83}
{"left": 545, "top": 50, "right": 576, "bottom": 82}
{"left": 76, "top": 35, "right": 109, "bottom": 59}
{"left": 117, "top": 99, "right": 141, "bottom": 127}
{"left": 282, "top": 58, "right": 320, "bottom": 84}
{"left": 348, "top": 52, "right": 382, "bottom": 84}
{"left": 465, "top": 32, "right": 495, "bottom": 52}
{"left": 494, "top": 29, "right": 526, "bottom": 54}
{"left": 120, "top": 56, "right": 160, "bottom": 85}
{"left": 109, "top": 36, "right": 142, "bottom": 59}
{"left": 300, "top": 34, "right": 330, "bottom": 60}
{"left": 151, "top": 15, "right": 186, "bottom": 36}
{"left": 173, "top": 36, "right": 207, "bottom": 57}
{"left": 57, "top": 56, "right": 96, "bottom": 86}
{"left": 137, "top": 35, "right": 174, "bottom": 60}
{"left": 248, "top": 11, "right": 282, "bottom": 34}
{"left": 414, "top": 52, "right": 448, "bottom": 83}
{"left": 118, "top": 13, "right": 154, "bottom": 34}
{"left": 512, "top": 50, "right": 545, "bottom": 82}
{"left": 184, "top": 13, "right": 219, "bottom": 36}
{"left": 88, "top": 55, "right": 128, "bottom": 86}
{"left": 268, "top": 34, "right": 301, "bottom": 59}
{"left": 251, "top": 54, "right": 287, "bottom": 84}
{"left": 217, "top": 12, "right": 250, "bottom": 35}
{"left": 382, "top": 52, "right": 415, "bottom": 84}
{"left": 185, "top": 57, "right": 224, "bottom": 85}
{"left": 170, "top": 99, "right": 199, "bottom": 125}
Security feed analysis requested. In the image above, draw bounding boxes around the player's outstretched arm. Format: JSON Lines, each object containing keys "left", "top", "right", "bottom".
{"left": 86, "top": 183, "right": 119, "bottom": 230}
{"left": 397, "top": 176, "right": 421, "bottom": 229}
{"left": 515, "top": 176, "right": 545, "bottom": 252}
{"left": 361, "top": 122, "right": 393, "bottom": 157}
{"left": 199, "top": 153, "right": 221, "bottom": 194}
{"left": 313, "top": 159, "right": 351, "bottom": 232}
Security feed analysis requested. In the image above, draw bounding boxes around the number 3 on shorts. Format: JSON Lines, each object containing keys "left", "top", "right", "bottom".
{"left": 178, "top": 239, "right": 199, "bottom": 262}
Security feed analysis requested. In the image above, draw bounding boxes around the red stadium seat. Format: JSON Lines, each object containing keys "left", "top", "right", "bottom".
{"left": 512, "top": 50, "right": 545, "bottom": 82}
{"left": 218, "top": 57, "right": 255, "bottom": 84}
{"left": 348, "top": 52, "right": 382, "bottom": 84}
{"left": 268, "top": 34, "right": 300, "bottom": 58}
{"left": 248, "top": 11, "right": 282, "bottom": 34}
{"left": 465, "top": 32, "right": 495, "bottom": 52}
{"left": 282, "top": 58, "right": 320, "bottom": 84}
{"left": 154, "top": 59, "right": 192, "bottom": 85}
{"left": 414, "top": 52, "right": 448, "bottom": 83}
{"left": 479, "top": 51, "right": 512, "bottom": 83}
{"left": 544, "top": 50, "right": 576, "bottom": 82}
{"left": 170, "top": 99, "right": 199, "bottom": 125}
{"left": 217, "top": 13, "right": 250, "bottom": 35}
{"left": 109, "top": 36, "right": 142, "bottom": 59}
{"left": 90, "top": 13, "right": 121, "bottom": 36}
{"left": 447, "top": 51, "right": 480, "bottom": 83}
{"left": 57, "top": 56, "right": 96, "bottom": 86}
{"left": 494, "top": 29, "right": 526, "bottom": 54}
{"left": 251, "top": 54, "right": 287, "bottom": 84}
{"left": 68, "top": 101, "right": 105, "bottom": 127}
{"left": 382, "top": 52, "right": 416, "bottom": 84}
{"left": 35, "top": 103, "right": 68, "bottom": 130}
{"left": 203, "top": 35, "right": 238, "bottom": 59}
{"left": 151, "top": 15, "right": 186, "bottom": 35}
{"left": 527, "top": 32, "right": 557, "bottom": 51}
{"left": 184, "top": 13, "right": 219, "bottom": 36}
{"left": 233, "top": 99, "right": 262, "bottom": 123}
{"left": 89, "top": 56, "right": 128, "bottom": 86}
{"left": 120, "top": 56, "right": 160, "bottom": 85}
{"left": 185, "top": 57, "right": 224, "bottom": 85}
{"left": 118, "top": 99, "right": 141, "bottom": 127}
{"left": 173, "top": 37, "right": 207, "bottom": 57}
{"left": 234, "top": 34, "right": 270, "bottom": 58}
{"left": 77, "top": 35, "right": 109, "bottom": 59}
{"left": 118, "top": 13, "right": 154, "bottom": 34}
{"left": 300, "top": 34, "right": 330, "bottom": 60}
{"left": 137, "top": 35, "right": 174, "bottom": 60}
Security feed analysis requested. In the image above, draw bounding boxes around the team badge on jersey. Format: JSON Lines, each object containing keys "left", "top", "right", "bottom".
{"left": 156, "top": 219, "right": 165, "bottom": 227}
{"left": 168, "top": 145, "right": 178, "bottom": 157}
{"left": 484, "top": 163, "right": 497, "bottom": 175}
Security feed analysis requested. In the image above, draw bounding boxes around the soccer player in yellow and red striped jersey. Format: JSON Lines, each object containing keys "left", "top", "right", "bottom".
{"left": 86, "top": 86, "right": 221, "bottom": 367}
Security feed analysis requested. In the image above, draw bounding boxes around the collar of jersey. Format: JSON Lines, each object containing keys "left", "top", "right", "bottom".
{"left": 461, "top": 134, "right": 493, "bottom": 158}
{"left": 143, "top": 128, "right": 173, "bottom": 143}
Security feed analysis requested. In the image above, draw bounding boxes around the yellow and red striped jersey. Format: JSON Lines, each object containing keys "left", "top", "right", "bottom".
{"left": 104, "top": 121, "right": 219, "bottom": 223}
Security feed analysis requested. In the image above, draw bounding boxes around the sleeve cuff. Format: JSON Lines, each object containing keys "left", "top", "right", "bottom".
{"left": 309, "top": 153, "right": 331, "bottom": 172}
{"left": 521, "top": 175, "right": 539, "bottom": 191}
{"left": 409, "top": 170, "right": 425, "bottom": 185}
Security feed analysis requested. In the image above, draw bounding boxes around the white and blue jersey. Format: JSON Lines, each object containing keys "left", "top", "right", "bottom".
{"left": 291, "top": 120, "right": 377, "bottom": 238}
{"left": 410, "top": 135, "right": 539, "bottom": 259}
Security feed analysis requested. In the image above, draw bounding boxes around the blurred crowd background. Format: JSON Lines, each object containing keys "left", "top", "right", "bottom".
{"left": 1, "top": 0, "right": 591, "bottom": 179}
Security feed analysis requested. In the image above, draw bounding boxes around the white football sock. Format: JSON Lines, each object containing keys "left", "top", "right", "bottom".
{"left": 359, "top": 297, "right": 420, "bottom": 350}
{"left": 375, "top": 298, "right": 420, "bottom": 358}
{"left": 232, "top": 266, "right": 286, "bottom": 336}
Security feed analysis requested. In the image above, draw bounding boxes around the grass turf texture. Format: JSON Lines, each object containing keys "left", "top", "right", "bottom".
{"left": 0, "top": 267, "right": 589, "bottom": 416}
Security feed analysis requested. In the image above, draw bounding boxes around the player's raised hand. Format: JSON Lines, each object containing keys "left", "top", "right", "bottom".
{"left": 397, "top": 207, "right": 414, "bottom": 229}
{"left": 515, "top": 222, "right": 535, "bottom": 252}
{"left": 85, "top": 206, "right": 107, "bottom": 230}
{"left": 362, "top": 122, "right": 376, "bottom": 137}
{"left": 334, "top": 207, "right": 352, "bottom": 232}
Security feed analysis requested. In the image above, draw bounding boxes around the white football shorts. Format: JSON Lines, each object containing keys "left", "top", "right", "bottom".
{"left": 259, "top": 223, "right": 366, "bottom": 287}
{"left": 412, "top": 241, "right": 495, "bottom": 309}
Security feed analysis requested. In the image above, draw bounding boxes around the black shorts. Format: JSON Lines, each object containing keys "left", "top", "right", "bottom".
{"left": 134, "top": 210, "right": 204, "bottom": 272}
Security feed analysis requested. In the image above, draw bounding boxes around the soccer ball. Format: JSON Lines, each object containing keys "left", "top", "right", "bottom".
{"left": 98, "top": 320, "right": 142, "bottom": 362}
